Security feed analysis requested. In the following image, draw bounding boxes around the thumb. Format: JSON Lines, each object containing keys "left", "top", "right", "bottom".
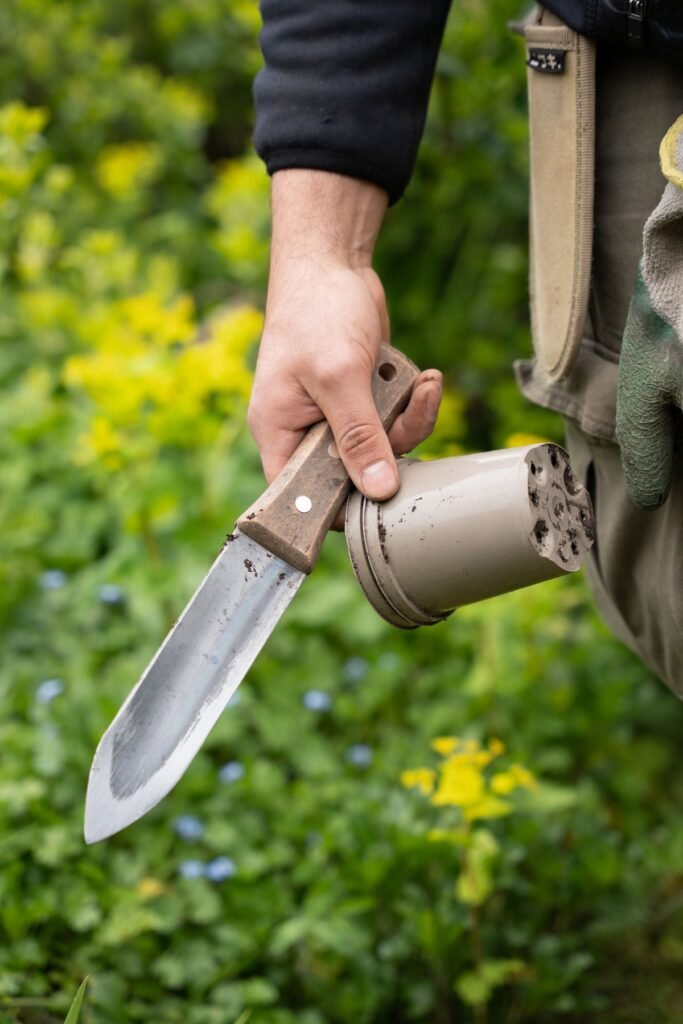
{"left": 322, "top": 373, "right": 399, "bottom": 500}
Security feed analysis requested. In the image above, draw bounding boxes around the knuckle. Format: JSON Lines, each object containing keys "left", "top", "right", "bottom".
{"left": 336, "top": 420, "right": 384, "bottom": 462}
{"left": 316, "top": 357, "right": 356, "bottom": 393}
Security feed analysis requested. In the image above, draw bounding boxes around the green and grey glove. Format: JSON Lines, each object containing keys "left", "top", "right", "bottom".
{"left": 616, "top": 116, "right": 683, "bottom": 511}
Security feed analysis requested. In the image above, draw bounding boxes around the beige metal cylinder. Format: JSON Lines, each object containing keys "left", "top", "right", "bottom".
{"left": 345, "top": 444, "right": 594, "bottom": 629}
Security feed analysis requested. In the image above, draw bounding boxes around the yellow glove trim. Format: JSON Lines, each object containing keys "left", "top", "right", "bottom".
{"left": 659, "top": 114, "right": 683, "bottom": 191}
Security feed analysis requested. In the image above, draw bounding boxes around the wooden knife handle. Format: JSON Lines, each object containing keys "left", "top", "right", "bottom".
{"left": 237, "top": 344, "right": 419, "bottom": 574}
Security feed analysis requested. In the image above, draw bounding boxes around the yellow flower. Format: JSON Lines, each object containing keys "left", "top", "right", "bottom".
{"left": 89, "top": 416, "right": 121, "bottom": 455}
{"left": 162, "top": 80, "right": 210, "bottom": 126}
{"left": 441, "top": 744, "right": 494, "bottom": 771}
{"left": 96, "top": 142, "right": 161, "bottom": 198}
{"left": 0, "top": 101, "right": 48, "bottom": 141}
{"left": 431, "top": 736, "right": 459, "bottom": 757}
{"left": 490, "top": 771, "right": 518, "bottom": 796}
{"left": 401, "top": 768, "right": 436, "bottom": 796}
{"left": 205, "top": 156, "right": 270, "bottom": 277}
{"left": 136, "top": 877, "right": 166, "bottom": 900}
{"left": 120, "top": 291, "right": 196, "bottom": 348}
{"left": 488, "top": 738, "right": 506, "bottom": 757}
{"left": 17, "top": 211, "right": 59, "bottom": 283}
{"left": 65, "top": 294, "right": 261, "bottom": 465}
{"left": 508, "top": 764, "right": 536, "bottom": 789}
{"left": 431, "top": 764, "right": 484, "bottom": 808}
{"left": 77, "top": 416, "right": 123, "bottom": 469}
{"left": 464, "top": 795, "right": 513, "bottom": 823}
{"left": 0, "top": 102, "right": 49, "bottom": 204}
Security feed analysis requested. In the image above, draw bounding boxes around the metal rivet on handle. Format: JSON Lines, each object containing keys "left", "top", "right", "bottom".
{"left": 295, "top": 495, "right": 312, "bottom": 514}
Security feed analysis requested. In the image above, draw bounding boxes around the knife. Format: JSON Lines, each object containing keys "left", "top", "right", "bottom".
{"left": 84, "top": 345, "right": 418, "bottom": 842}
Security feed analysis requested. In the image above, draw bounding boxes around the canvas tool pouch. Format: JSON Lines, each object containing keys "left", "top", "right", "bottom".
{"left": 523, "top": 6, "right": 596, "bottom": 382}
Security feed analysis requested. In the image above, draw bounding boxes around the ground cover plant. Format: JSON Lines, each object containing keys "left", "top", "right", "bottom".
{"left": 2, "top": 1, "right": 683, "bottom": 1022}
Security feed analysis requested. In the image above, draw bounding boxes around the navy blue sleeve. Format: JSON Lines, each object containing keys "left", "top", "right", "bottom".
{"left": 253, "top": 0, "right": 452, "bottom": 205}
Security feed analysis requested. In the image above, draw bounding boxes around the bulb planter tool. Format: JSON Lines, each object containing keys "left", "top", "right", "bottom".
{"left": 345, "top": 444, "right": 594, "bottom": 629}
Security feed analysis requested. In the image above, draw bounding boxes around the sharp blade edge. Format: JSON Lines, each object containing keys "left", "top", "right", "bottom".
{"left": 84, "top": 531, "right": 305, "bottom": 842}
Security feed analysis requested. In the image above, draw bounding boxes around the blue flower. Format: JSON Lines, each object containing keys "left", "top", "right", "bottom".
{"left": 345, "top": 744, "right": 374, "bottom": 767}
{"left": 99, "top": 583, "right": 125, "bottom": 605}
{"left": 178, "top": 859, "right": 205, "bottom": 880}
{"left": 343, "top": 657, "right": 368, "bottom": 683}
{"left": 35, "top": 678, "right": 64, "bottom": 705}
{"left": 40, "top": 570, "right": 67, "bottom": 591}
{"left": 173, "top": 815, "right": 204, "bottom": 840}
{"left": 205, "top": 856, "right": 236, "bottom": 882}
{"left": 302, "top": 690, "right": 332, "bottom": 712}
{"left": 305, "top": 831, "right": 322, "bottom": 850}
{"left": 218, "top": 760, "right": 244, "bottom": 784}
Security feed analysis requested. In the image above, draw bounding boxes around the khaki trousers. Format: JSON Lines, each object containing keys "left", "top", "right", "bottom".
{"left": 518, "top": 40, "right": 683, "bottom": 694}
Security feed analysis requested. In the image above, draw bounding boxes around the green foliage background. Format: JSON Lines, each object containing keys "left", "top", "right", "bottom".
{"left": 1, "top": 1, "right": 683, "bottom": 1022}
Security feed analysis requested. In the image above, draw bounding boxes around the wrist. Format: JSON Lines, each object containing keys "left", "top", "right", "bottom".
{"left": 270, "top": 169, "right": 387, "bottom": 270}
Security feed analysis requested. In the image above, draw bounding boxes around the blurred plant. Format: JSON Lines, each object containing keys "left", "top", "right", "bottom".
{"left": 64, "top": 297, "right": 261, "bottom": 465}
{"left": 402, "top": 737, "right": 536, "bottom": 1017}
{"left": 205, "top": 155, "right": 271, "bottom": 286}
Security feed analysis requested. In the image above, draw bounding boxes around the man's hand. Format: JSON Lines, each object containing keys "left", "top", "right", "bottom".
{"left": 248, "top": 169, "right": 442, "bottom": 501}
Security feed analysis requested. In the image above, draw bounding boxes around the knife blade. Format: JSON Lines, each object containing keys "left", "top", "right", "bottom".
{"left": 84, "top": 345, "right": 418, "bottom": 842}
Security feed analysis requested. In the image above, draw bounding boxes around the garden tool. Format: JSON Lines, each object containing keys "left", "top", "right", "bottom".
{"left": 84, "top": 345, "right": 418, "bottom": 843}
{"left": 616, "top": 115, "right": 683, "bottom": 511}
{"left": 85, "top": 348, "right": 595, "bottom": 843}
{"left": 345, "top": 443, "right": 594, "bottom": 628}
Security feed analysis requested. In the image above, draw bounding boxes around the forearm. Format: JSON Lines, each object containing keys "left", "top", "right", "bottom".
{"left": 270, "top": 170, "right": 388, "bottom": 273}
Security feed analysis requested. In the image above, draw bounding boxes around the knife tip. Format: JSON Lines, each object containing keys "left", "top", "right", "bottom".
{"left": 83, "top": 799, "right": 114, "bottom": 844}
{"left": 83, "top": 801, "right": 131, "bottom": 844}
{"left": 83, "top": 743, "right": 124, "bottom": 843}
{"left": 83, "top": 823, "right": 101, "bottom": 845}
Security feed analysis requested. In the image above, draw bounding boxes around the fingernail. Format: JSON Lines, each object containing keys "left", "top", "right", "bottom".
{"left": 426, "top": 385, "right": 442, "bottom": 424}
{"left": 361, "top": 460, "right": 398, "bottom": 499}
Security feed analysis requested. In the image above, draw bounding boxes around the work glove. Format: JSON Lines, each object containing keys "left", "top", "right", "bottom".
{"left": 616, "top": 115, "right": 683, "bottom": 511}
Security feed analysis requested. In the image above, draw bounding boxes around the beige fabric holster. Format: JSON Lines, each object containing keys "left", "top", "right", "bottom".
{"left": 523, "top": 6, "right": 596, "bottom": 382}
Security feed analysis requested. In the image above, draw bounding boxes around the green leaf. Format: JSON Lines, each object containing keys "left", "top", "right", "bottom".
{"left": 64, "top": 976, "right": 89, "bottom": 1024}
{"left": 522, "top": 782, "right": 578, "bottom": 814}
{"left": 455, "top": 969, "right": 491, "bottom": 1007}
{"left": 269, "top": 916, "right": 311, "bottom": 957}
{"left": 456, "top": 959, "right": 525, "bottom": 1007}
{"left": 238, "top": 978, "right": 278, "bottom": 1006}
{"left": 98, "top": 905, "right": 162, "bottom": 945}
